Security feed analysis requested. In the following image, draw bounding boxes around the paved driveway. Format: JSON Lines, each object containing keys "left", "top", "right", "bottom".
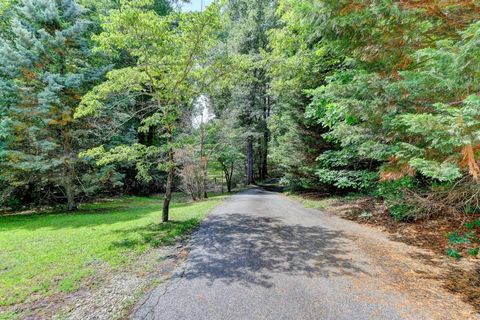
{"left": 131, "top": 188, "right": 478, "bottom": 320}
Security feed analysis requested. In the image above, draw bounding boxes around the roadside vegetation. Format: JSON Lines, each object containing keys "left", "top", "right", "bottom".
{"left": 0, "top": 194, "right": 225, "bottom": 318}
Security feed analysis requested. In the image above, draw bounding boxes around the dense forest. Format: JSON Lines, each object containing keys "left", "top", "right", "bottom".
{"left": 1, "top": 0, "right": 479, "bottom": 221}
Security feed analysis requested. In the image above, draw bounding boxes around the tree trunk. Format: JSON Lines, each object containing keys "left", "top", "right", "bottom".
{"left": 64, "top": 167, "right": 77, "bottom": 212}
{"left": 162, "top": 149, "right": 175, "bottom": 223}
{"left": 228, "top": 163, "right": 234, "bottom": 192}
{"left": 202, "top": 161, "right": 208, "bottom": 199}
{"left": 221, "top": 174, "right": 224, "bottom": 194}
{"left": 261, "top": 88, "right": 270, "bottom": 181}
{"left": 261, "top": 130, "right": 268, "bottom": 180}
{"left": 225, "top": 171, "right": 232, "bottom": 193}
{"left": 63, "top": 132, "right": 77, "bottom": 212}
{"left": 199, "top": 122, "right": 209, "bottom": 199}
{"left": 246, "top": 136, "right": 254, "bottom": 185}
{"left": 227, "top": 178, "right": 232, "bottom": 193}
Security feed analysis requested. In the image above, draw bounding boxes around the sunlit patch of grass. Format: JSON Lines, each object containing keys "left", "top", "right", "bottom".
{"left": 287, "top": 194, "right": 340, "bottom": 210}
{"left": 0, "top": 194, "right": 225, "bottom": 308}
{"left": 0, "top": 311, "right": 16, "bottom": 320}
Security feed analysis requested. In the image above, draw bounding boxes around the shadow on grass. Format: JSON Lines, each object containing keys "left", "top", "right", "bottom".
{"left": 0, "top": 196, "right": 219, "bottom": 232}
{"left": 181, "top": 212, "right": 370, "bottom": 288}
{"left": 110, "top": 218, "right": 201, "bottom": 249}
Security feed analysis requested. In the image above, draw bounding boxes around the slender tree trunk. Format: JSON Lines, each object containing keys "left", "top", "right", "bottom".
{"left": 202, "top": 160, "right": 208, "bottom": 199}
{"left": 258, "top": 137, "right": 263, "bottom": 180}
{"left": 262, "top": 130, "right": 268, "bottom": 180}
{"left": 63, "top": 132, "right": 77, "bottom": 212}
{"left": 64, "top": 166, "right": 77, "bottom": 212}
{"left": 199, "top": 122, "right": 208, "bottom": 199}
{"left": 59, "top": 52, "right": 76, "bottom": 212}
{"left": 246, "top": 136, "right": 254, "bottom": 185}
{"left": 225, "top": 171, "right": 232, "bottom": 193}
{"left": 260, "top": 89, "right": 270, "bottom": 181}
{"left": 162, "top": 149, "right": 175, "bottom": 223}
{"left": 227, "top": 177, "right": 232, "bottom": 193}
{"left": 228, "top": 163, "right": 234, "bottom": 192}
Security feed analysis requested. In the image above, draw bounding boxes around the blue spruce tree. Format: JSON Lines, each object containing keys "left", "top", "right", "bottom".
{"left": 0, "top": 0, "right": 103, "bottom": 210}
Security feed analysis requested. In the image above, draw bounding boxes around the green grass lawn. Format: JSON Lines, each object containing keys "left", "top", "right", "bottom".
{"left": 0, "top": 194, "right": 225, "bottom": 310}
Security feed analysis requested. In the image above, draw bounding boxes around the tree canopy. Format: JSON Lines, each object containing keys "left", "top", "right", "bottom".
{"left": 1, "top": 0, "right": 479, "bottom": 221}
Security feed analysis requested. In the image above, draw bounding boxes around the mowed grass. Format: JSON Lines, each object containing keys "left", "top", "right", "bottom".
{"left": 0, "top": 194, "right": 225, "bottom": 308}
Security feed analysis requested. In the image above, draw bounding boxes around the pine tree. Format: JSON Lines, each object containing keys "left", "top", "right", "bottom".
{"left": 0, "top": 0, "right": 103, "bottom": 211}
{"left": 220, "top": 0, "right": 278, "bottom": 184}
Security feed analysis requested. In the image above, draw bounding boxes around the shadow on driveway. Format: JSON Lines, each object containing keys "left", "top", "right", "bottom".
{"left": 182, "top": 213, "right": 370, "bottom": 288}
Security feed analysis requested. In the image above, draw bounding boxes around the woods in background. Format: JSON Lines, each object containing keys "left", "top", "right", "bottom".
{"left": 1, "top": 0, "right": 480, "bottom": 222}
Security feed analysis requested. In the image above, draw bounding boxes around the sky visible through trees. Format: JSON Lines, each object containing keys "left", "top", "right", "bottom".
{"left": 182, "top": 0, "right": 213, "bottom": 12}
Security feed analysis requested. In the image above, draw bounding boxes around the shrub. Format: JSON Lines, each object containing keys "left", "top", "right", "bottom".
{"left": 376, "top": 177, "right": 417, "bottom": 221}
{"left": 468, "top": 247, "right": 479, "bottom": 257}
{"left": 316, "top": 168, "right": 378, "bottom": 192}
{"left": 446, "top": 248, "right": 462, "bottom": 260}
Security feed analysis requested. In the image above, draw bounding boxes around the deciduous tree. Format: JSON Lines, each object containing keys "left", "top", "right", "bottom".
{"left": 76, "top": 1, "right": 223, "bottom": 222}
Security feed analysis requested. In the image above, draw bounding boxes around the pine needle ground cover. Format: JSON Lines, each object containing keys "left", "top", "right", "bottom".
{"left": 0, "top": 195, "right": 224, "bottom": 312}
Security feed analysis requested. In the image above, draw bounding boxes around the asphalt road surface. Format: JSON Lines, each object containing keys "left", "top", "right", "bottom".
{"left": 131, "top": 188, "right": 478, "bottom": 320}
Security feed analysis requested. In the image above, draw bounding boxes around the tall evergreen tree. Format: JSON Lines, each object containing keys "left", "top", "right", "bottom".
{"left": 221, "top": 0, "right": 278, "bottom": 183}
{"left": 0, "top": 0, "right": 104, "bottom": 210}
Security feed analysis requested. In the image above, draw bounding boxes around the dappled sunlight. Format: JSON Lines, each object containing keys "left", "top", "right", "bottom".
{"left": 0, "top": 195, "right": 224, "bottom": 232}
{"left": 183, "top": 213, "right": 370, "bottom": 288}
{"left": 110, "top": 219, "right": 200, "bottom": 249}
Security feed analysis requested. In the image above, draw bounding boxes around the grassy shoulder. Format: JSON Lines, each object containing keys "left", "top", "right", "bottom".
{"left": 286, "top": 193, "right": 343, "bottom": 211}
{"left": 0, "top": 193, "right": 226, "bottom": 314}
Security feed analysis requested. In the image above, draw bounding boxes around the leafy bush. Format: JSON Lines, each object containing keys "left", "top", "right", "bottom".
{"left": 315, "top": 149, "right": 379, "bottom": 192}
{"left": 466, "top": 219, "right": 480, "bottom": 230}
{"left": 448, "top": 232, "right": 473, "bottom": 245}
{"left": 315, "top": 168, "right": 378, "bottom": 192}
{"left": 447, "top": 230, "right": 480, "bottom": 259}
{"left": 468, "top": 247, "right": 479, "bottom": 257}
{"left": 376, "top": 177, "right": 417, "bottom": 221}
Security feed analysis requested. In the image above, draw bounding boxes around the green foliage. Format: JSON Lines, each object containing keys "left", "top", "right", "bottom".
{"left": 446, "top": 248, "right": 462, "bottom": 260}
{"left": 316, "top": 168, "right": 377, "bottom": 192}
{"left": 0, "top": 0, "right": 114, "bottom": 209}
{"left": 465, "top": 205, "right": 480, "bottom": 215}
{"left": 75, "top": 1, "right": 224, "bottom": 181}
{"left": 210, "top": 0, "right": 279, "bottom": 183}
{"left": 315, "top": 149, "right": 379, "bottom": 192}
{"left": 465, "top": 219, "right": 480, "bottom": 230}
{"left": 468, "top": 247, "right": 480, "bottom": 257}
{"left": 376, "top": 177, "right": 417, "bottom": 220}
{"left": 448, "top": 232, "right": 473, "bottom": 245}
{"left": 447, "top": 229, "right": 480, "bottom": 260}
{"left": 268, "top": 0, "right": 480, "bottom": 218}
{"left": 1, "top": 0, "right": 480, "bottom": 243}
